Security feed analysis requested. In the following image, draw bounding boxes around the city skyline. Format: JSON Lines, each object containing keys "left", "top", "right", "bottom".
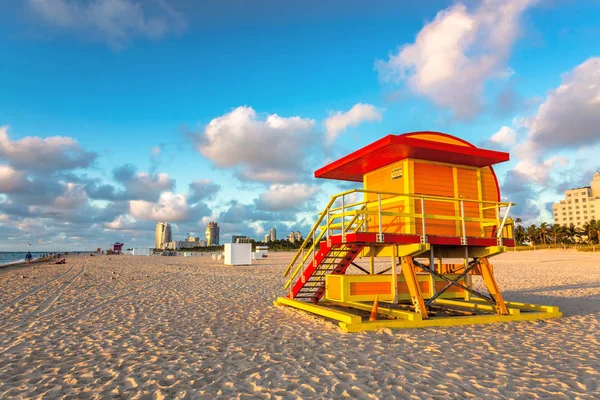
{"left": 1, "top": 1, "right": 599, "bottom": 250}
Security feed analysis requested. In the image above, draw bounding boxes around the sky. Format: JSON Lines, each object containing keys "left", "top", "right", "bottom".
{"left": 0, "top": 0, "right": 599, "bottom": 251}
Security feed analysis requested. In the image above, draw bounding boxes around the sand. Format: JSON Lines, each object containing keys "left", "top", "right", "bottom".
{"left": 0, "top": 250, "right": 599, "bottom": 399}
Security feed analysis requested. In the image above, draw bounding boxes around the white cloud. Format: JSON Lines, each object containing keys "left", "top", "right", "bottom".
{"left": 26, "top": 0, "right": 186, "bottom": 49}
{"left": 522, "top": 57, "right": 600, "bottom": 151}
{"left": 256, "top": 183, "right": 320, "bottom": 211}
{"left": 0, "top": 165, "right": 28, "bottom": 193}
{"left": 129, "top": 191, "right": 190, "bottom": 222}
{"left": 106, "top": 165, "right": 175, "bottom": 201}
{"left": 132, "top": 172, "right": 173, "bottom": 193}
{"left": 104, "top": 214, "right": 140, "bottom": 230}
{"left": 509, "top": 58, "right": 600, "bottom": 185}
{"left": 53, "top": 182, "right": 88, "bottom": 209}
{"left": 376, "top": 0, "right": 535, "bottom": 119}
{"left": 196, "top": 106, "right": 317, "bottom": 183}
{"left": 0, "top": 126, "right": 96, "bottom": 172}
{"left": 188, "top": 179, "right": 220, "bottom": 203}
{"left": 512, "top": 156, "right": 569, "bottom": 185}
{"left": 324, "top": 103, "right": 383, "bottom": 144}
{"left": 497, "top": 58, "right": 600, "bottom": 222}
{"left": 490, "top": 126, "right": 517, "bottom": 147}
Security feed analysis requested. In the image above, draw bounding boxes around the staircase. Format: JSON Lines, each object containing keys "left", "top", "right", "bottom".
{"left": 283, "top": 189, "right": 515, "bottom": 304}
{"left": 290, "top": 242, "right": 365, "bottom": 303}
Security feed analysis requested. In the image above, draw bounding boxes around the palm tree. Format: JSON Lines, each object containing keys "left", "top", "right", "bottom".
{"left": 526, "top": 224, "right": 538, "bottom": 245}
{"left": 550, "top": 224, "right": 565, "bottom": 244}
{"left": 515, "top": 224, "right": 526, "bottom": 245}
{"left": 538, "top": 222, "right": 551, "bottom": 245}
{"left": 589, "top": 219, "right": 599, "bottom": 244}
{"left": 582, "top": 220, "right": 599, "bottom": 244}
{"left": 515, "top": 218, "right": 523, "bottom": 226}
{"left": 565, "top": 224, "right": 582, "bottom": 244}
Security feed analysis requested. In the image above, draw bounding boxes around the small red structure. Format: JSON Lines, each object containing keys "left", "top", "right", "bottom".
{"left": 112, "top": 242, "right": 124, "bottom": 254}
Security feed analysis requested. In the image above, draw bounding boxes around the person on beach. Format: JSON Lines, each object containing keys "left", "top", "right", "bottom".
{"left": 25, "top": 251, "right": 33, "bottom": 265}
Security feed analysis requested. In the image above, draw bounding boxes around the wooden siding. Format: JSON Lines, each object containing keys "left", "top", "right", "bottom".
{"left": 364, "top": 160, "right": 410, "bottom": 234}
{"left": 363, "top": 158, "right": 501, "bottom": 238}
{"left": 481, "top": 167, "right": 500, "bottom": 237}
{"left": 350, "top": 281, "right": 393, "bottom": 296}
{"left": 414, "top": 162, "right": 456, "bottom": 236}
{"left": 457, "top": 168, "right": 480, "bottom": 237}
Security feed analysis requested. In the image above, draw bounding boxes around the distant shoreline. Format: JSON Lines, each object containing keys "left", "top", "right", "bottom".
{"left": 0, "top": 256, "right": 54, "bottom": 269}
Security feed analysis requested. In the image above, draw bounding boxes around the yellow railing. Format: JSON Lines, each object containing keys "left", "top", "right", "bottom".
{"left": 283, "top": 189, "right": 515, "bottom": 291}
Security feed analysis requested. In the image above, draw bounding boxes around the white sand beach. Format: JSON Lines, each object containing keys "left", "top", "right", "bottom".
{"left": 0, "top": 250, "right": 599, "bottom": 399}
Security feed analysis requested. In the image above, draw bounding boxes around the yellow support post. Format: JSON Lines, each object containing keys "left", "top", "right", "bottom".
{"left": 479, "top": 258, "right": 508, "bottom": 315}
{"left": 391, "top": 246, "right": 399, "bottom": 304}
{"left": 400, "top": 256, "right": 429, "bottom": 318}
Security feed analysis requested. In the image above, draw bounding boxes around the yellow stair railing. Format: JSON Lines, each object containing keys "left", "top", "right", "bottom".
{"left": 283, "top": 189, "right": 515, "bottom": 293}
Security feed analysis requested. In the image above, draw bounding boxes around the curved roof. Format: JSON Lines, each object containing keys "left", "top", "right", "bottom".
{"left": 315, "top": 131, "right": 510, "bottom": 182}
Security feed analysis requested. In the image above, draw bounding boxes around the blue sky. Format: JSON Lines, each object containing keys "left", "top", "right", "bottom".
{"left": 0, "top": 0, "right": 599, "bottom": 251}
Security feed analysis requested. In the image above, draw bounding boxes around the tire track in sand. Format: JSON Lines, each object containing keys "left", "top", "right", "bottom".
{"left": 0, "top": 266, "right": 83, "bottom": 332}
{"left": 0, "top": 265, "right": 197, "bottom": 355}
{"left": 0, "top": 266, "right": 75, "bottom": 315}
{"left": 30, "top": 265, "right": 86, "bottom": 317}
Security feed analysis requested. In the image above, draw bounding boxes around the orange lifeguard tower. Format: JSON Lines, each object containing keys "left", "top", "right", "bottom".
{"left": 276, "top": 131, "right": 561, "bottom": 332}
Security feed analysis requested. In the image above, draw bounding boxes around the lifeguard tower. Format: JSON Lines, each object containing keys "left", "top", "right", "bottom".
{"left": 276, "top": 132, "right": 561, "bottom": 332}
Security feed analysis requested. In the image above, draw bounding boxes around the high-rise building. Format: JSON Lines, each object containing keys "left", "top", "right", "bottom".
{"left": 264, "top": 234, "right": 269, "bottom": 243}
{"left": 155, "top": 222, "right": 172, "bottom": 249}
{"left": 288, "top": 231, "right": 303, "bottom": 243}
{"left": 269, "top": 227, "right": 277, "bottom": 242}
{"left": 552, "top": 172, "right": 600, "bottom": 228}
{"left": 206, "top": 222, "right": 220, "bottom": 246}
{"left": 232, "top": 235, "right": 253, "bottom": 243}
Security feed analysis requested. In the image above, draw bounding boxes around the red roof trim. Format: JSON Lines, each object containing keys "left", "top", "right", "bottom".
{"left": 315, "top": 132, "right": 509, "bottom": 182}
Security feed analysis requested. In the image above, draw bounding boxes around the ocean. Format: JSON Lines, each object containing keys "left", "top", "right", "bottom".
{"left": 0, "top": 252, "right": 58, "bottom": 267}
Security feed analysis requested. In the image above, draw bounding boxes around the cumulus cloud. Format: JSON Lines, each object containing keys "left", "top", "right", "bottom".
{"left": 489, "top": 126, "right": 517, "bottom": 147}
{"left": 104, "top": 214, "right": 149, "bottom": 231}
{"left": 0, "top": 165, "right": 29, "bottom": 193}
{"left": 188, "top": 179, "right": 220, "bottom": 203}
{"left": 521, "top": 57, "right": 600, "bottom": 152}
{"left": 85, "top": 164, "right": 175, "bottom": 201}
{"left": 0, "top": 126, "right": 97, "bottom": 172}
{"left": 324, "top": 103, "right": 383, "bottom": 144}
{"left": 376, "top": 0, "right": 535, "bottom": 119}
{"left": 0, "top": 127, "right": 198, "bottom": 249}
{"left": 508, "top": 58, "right": 600, "bottom": 186}
{"left": 129, "top": 192, "right": 191, "bottom": 222}
{"left": 26, "top": 0, "right": 187, "bottom": 49}
{"left": 195, "top": 106, "right": 317, "bottom": 183}
{"left": 255, "top": 183, "right": 320, "bottom": 211}
{"left": 512, "top": 155, "right": 570, "bottom": 185}
{"left": 53, "top": 182, "right": 88, "bottom": 209}
{"left": 495, "top": 58, "right": 600, "bottom": 223}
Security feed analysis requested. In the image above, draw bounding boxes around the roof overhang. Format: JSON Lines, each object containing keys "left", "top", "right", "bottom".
{"left": 315, "top": 134, "right": 510, "bottom": 182}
